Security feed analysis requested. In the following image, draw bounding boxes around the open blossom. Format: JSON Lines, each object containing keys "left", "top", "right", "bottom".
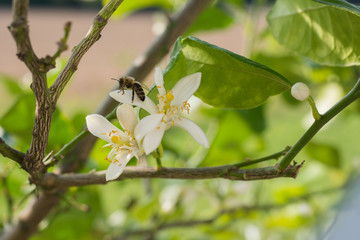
{"left": 86, "top": 104, "right": 145, "bottom": 181}
{"left": 109, "top": 67, "right": 209, "bottom": 155}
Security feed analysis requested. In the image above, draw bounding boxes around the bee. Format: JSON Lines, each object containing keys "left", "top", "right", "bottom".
{"left": 112, "top": 76, "right": 148, "bottom": 102}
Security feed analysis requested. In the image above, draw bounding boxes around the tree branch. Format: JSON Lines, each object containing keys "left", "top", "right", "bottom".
{"left": 277, "top": 78, "right": 360, "bottom": 170}
{"left": 0, "top": 138, "right": 25, "bottom": 165}
{"left": 1, "top": 1, "right": 213, "bottom": 239}
{"left": 8, "top": 0, "right": 50, "bottom": 177}
{"left": 42, "top": 162, "right": 304, "bottom": 188}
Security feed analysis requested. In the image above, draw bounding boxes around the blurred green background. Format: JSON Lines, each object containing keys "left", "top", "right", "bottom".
{"left": 1, "top": 0, "right": 360, "bottom": 239}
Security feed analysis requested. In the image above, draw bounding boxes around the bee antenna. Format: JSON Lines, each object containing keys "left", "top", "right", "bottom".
{"left": 111, "top": 78, "right": 119, "bottom": 81}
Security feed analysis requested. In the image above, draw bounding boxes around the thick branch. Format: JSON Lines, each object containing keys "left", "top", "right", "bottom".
{"left": 8, "top": 0, "right": 50, "bottom": 177}
{"left": 277, "top": 78, "right": 360, "bottom": 170}
{"left": 1, "top": 1, "right": 213, "bottom": 239}
{"left": 43, "top": 162, "right": 303, "bottom": 188}
{"left": 0, "top": 138, "right": 25, "bottom": 165}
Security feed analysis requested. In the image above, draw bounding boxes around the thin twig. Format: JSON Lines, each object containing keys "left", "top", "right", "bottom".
{"left": 50, "top": 0, "right": 125, "bottom": 103}
{"left": 0, "top": 138, "right": 25, "bottom": 165}
{"left": 39, "top": 21, "right": 72, "bottom": 72}
{"left": 42, "top": 162, "right": 304, "bottom": 188}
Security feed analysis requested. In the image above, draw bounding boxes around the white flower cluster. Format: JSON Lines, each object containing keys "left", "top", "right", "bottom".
{"left": 86, "top": 67, "right": 209, "bottom": 181}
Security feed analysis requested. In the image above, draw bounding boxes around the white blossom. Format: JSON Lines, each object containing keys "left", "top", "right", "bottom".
{"left": 109, "top": 67, "right": 209, "bottom": 155}
{"left": 86, "top": 104, "right": 145, "bottom": 181}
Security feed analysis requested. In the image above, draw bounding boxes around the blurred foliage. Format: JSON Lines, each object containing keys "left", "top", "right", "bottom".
{"left": 1, "top": 0, "right": 360, "bottom": 239}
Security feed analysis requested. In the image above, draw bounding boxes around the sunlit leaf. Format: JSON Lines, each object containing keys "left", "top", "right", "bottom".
{"left": 147, "top": 36, "right": 291, "bottom": 109}
{"left": 267, "top": 0, "right": 360, "bottom": 66}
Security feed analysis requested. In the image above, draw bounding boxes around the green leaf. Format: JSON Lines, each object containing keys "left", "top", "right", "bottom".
{"left": 0, "top": 75, "right": 23, "bottom": 95}
{"left": 163, "top": 36, "right": 291, "bottom": 109}
{"left": 267, "top": 0, "right": 360, "bottom": 66}
{"left": 305, "top": 142, "right": 340, "bottom": 168}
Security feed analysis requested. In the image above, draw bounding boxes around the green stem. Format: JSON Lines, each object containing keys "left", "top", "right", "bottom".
{"left": 307, "top": 96, "right": 321, "bottom": 120}
{"left": 156, "top": 158, "right": 163, "bottom": 170}
{"left": 233, "top": 146, "right": 290, "bottom": 168}
{"left": 277, "top": 78, "right": 360, "bottom": 171}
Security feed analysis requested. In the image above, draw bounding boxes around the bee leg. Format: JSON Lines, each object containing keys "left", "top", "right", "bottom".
{"left": 132, "top": 88, "right": 135, "bottom": 102}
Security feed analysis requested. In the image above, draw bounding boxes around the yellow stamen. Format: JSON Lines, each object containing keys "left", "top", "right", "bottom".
{"left": 111, "top": 135, "right": 119, "bottom": 144}
{"left": 166, "top": 92, "right": 174, "bottom": 102}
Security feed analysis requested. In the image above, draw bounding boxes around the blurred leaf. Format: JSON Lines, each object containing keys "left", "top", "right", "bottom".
{"left": 0, "top": 75, "right": 23, "bottom": 95}
{"left": 266, "top": 214, "right": 308, "bottom": 229}
{"left": 103, "top": 0, "right": 172, "bottom": 18}
{"left": 305, "top": 142, "right": 340, "bottom": 168}
{"left": 236, "top": 105, "right": 266, "bottom": 133}
{"left": 0, "top": 93, "right": 35, "bottom": 139}
{"left": 200, "top": 111, "right": 254, "bottom": 166}
{"left": 47, "top": 108, "right": 76, "bottom": 151}
{"left": 267, "top": 0, "right": 360, "bottom": 66}
{"left": 47, "top": 58, "right": 66, "bottom": 86}
{"left": 185, "top": 6, "right": 234, "bottom": 35}
{"left": 147, "top": 36, "right": 291, "bottom": 109}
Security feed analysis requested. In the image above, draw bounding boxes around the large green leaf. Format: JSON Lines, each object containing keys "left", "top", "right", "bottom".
{"left": 267, "top": 0, "right": 360, "bottom": 66}
{"left": 161, "top": 36, "right": 291, "bottom": 109}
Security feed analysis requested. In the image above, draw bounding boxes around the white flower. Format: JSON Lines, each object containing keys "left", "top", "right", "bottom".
{"left": 109, "top": 67, "right": 209, "bottom": 155}
{"left": 86, "top": 104, "right": 145, "bottom": 181}
{"left": 291, "top": 82, "right": 310, "bottom": 101}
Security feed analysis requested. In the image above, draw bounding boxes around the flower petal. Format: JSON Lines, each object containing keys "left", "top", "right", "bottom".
{"left": 116, "top": 104, "right": 138, "bottom": 134}
{"left": 143, "top": 126, "right": 166, "bottom": 155}
{"left": 134, "top": 113, "right": 164, "bottom": 142}
{"left": 106, "top": 151, "right": 131, "bottom": 181}
{"left": 174, "top": 117, "right": 209, "bottom": 148}
{"left": 154, "top": 67, "right": 166, "bottom": 96}
{"left": 172, "top": 72, "right": 201, "bottom": 105}
{"left": 86, "top": 114, "right": 123, "bottom": 143}
{"left": 109, "top": 90, "right": 157, "bottom": 115}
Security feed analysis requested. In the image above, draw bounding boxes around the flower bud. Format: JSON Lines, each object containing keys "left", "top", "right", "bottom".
{"left": 291, "top": 82, "right": 310, "bottom": 101}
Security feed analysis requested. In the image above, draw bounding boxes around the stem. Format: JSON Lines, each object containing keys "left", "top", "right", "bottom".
{"left": 233, "top": 146, "right": 290, "bottom": 168}
{"left": 307, "top": 96, "right": 321, "bottom": 120}
{"left": 277, "top": 78, "right": 360, "bottom": 171}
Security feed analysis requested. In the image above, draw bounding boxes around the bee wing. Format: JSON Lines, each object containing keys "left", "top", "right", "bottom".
{"left": 140, "top": 83, "right": 150, "bottom": 92}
